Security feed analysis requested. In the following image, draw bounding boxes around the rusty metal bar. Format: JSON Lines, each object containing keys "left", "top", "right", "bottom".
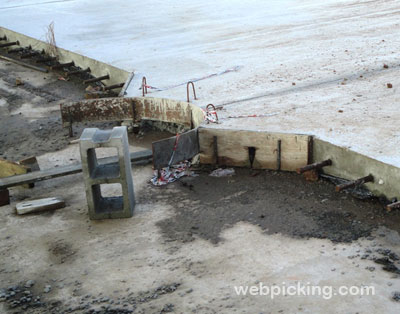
{"left": 7, "top": 47, "right": 24, "bottom": 54}
{"left": 83, "top": 74, "right": 110, "bottom": 84}
{"left": 20, "top": 50, "right": 41, "bottom": 59}
{"left": 187, "top": 81, "right": 197, "bottom": 102}
{"left": 296, "top": 159, "right": 332, "bottom": 174}
{"left": 277, "top": 139, "right": 282, "bottom": 171}
{"left": 213, "top": 136, "right": 218, "bottom": 166}
{"left": 66, "top": 67, "right": 91, "bottom": 77}
{"left": 35, "top": 56, "right": 56, "bottom": 63}
{"left": 386, "top": 201, "right": 400, "bottom": 212}
{"left": 50, "top": 61, "right": 74, "bottom": 70}
{"left": 335, "top": 174, "right": 374, "bottom": 192}
{"left": 102, "top": 83, "right": 124, "bottom": 91}
{"left": 142, "top": 77, "right": 148, "bottom": 96}
{"left": 0, "top": 55, "right": 48, "bottom": 73}
{"left": 0, "top": 41, "right": 19, "bottom": 48}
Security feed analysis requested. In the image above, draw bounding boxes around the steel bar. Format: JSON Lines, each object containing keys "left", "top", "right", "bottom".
{"left": 50, "top": 61, "right": 74, "bottom": 70}
{"left": 35, "top": 56, "right": 56, "bottom": 63}
{"left": 213, "top": 136, "right": 218, "bottom": 166}
{"left": 335, "top": 174, "right": 374, "bottom": 192}
{"left": 66, "top": 67, "right": 91, "bottom": 76}
{"left": 7, "top": 47, "right": 24, "bottom": 54}
{"left": 187, "top": 81, "right": 197, "bottom": 102}
{"left": 83, "top": 74, "right": 109, "bottom": 84}
{"left": 0, "top": 55, "right": 48, "bottom": 73}
{"left": 386, "top": 201, "right": 400, "bottom": 212}
{"left": 296, "top": 159, "right": 332, "bottom": 174}
{"left": 102, "top": 83, "right": 124, "bottom": 91}
{"left": 0, "top": 41, "right": 19, "bottom": 48}
{"left": 142, "top": 77, "right": 148, "bottom": 96}
{"left": 276, "top": 139, "right": 281, "bottom": 171}
{"left": 20, "top": 51, "right": 40, "bottom": 59}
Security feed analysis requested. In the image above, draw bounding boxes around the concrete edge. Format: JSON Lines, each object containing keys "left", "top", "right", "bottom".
{"left": 0, "top": 27, "right": 130, "bottom": 88}
{"left": 313, "top": 138, "right": 399, "bottom": 200}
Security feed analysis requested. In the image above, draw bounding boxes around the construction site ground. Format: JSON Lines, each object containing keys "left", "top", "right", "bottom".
{"left": 2, "top": 60, "right": 400, "bottom": 313}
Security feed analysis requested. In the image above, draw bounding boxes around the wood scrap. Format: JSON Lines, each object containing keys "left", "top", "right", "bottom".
{"left": 16, "top": 197, "right": 65, "bottom": 215}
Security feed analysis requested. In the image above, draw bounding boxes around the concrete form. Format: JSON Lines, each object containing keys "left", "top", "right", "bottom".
{"left": 79, "top": 126, "right": 135, "bottom": 219}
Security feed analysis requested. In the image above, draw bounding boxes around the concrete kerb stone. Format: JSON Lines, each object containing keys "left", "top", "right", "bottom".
{"left": 79, "top": 126, "right": 135, "bottom": 219}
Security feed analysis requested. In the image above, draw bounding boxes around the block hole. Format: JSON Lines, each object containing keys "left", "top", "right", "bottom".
{"left": 100, "top": 183, "right": 123, "bottom": 198}
{"left": 87, "top": 147, "right": 120, "bottom": 179}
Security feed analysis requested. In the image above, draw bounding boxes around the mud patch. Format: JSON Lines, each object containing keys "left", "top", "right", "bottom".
{"left": 48, "top": 240, "right": 76, "bottom": 264}
{"left": 156, "top": 168, "right": 399, "bottom": 243}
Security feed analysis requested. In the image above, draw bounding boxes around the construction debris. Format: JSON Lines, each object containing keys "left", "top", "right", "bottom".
{"left": 150, "top": 161, "right": 195, "bottom": 186}
{"left": 16, "top": 197, "right": 65, "bottom": 215}
{"left": 209, "top": 168, "right": 235, "bottom": 177}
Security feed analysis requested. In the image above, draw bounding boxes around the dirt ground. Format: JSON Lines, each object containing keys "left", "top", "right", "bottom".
{"left": 2, "top": 60, "right": 400, "bottom": 313}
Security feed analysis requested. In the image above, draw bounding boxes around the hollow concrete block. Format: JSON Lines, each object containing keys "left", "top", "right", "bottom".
{"left": 79, "top": 126, "right": 135, "bottom": 219}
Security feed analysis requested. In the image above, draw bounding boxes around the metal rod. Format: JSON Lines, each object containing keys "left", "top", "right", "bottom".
{"left": 0, "top": 55, "right": 48, "bottom": 73}
{"left": 0, "top": 41, "right": 19, "bottom": 48}
{"left": 50, "top": 61, "right": 74, "bottom": 70}
{"left": 35, "top": 56, "right": 56, "bottom": 63}
{"left": 66, "top": 67, "right": 91, "bottom": 76}
{"left": 335, "top": 174, "right": 374, "bottom": 192}
{"left": 142, "top": 77, "right": 148, "bottom": 96}
{"left": 277, "top": 139, "right": 281, "bottom": 171}
{"left": 307, "top": 137, "right": 313, "bottom": 165}
{"left": 20, "top": 51, "right": 40, "bottom": 59}
{"left": 297, "top": 159, "right": 332, "bottom": 174}
{"left": 102, "top": 83, "right": 124, "bottom": 91}
{"left": 7, "top": 47, "right": 24, "bottom": 54}
{"left": 83, "top": 74, "right": 109, "bottom": 84}
{"left": 387, "top": 201, "right": 400, "bottom": 212}
{"left": 213, "top": 136, "right": 218, "bottom": 166}
{"left": 187, "top": 81, "right": 197, "bottom": 102}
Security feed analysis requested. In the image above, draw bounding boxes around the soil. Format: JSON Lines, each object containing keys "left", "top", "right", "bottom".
{"left": 156, "top": 168, "right": 400, "bottom": 244}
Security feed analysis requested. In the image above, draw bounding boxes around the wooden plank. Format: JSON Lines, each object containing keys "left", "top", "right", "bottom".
{"left": 0, "top": 150, "right": 152, "bottom": 189}
{"left": 152, "top": 128, "right": 199, "bottom": 169}
{"left": 60, "top": 97, "right": 134, "bottom": 127}
{"left": 133, "top": 97, "right": 192, "bottom": 129}
{"left": 16, "top": 197, "right": 65, "bottom": 215}
{"left": 198, "top": 128, "right": 310, "bottom": 171}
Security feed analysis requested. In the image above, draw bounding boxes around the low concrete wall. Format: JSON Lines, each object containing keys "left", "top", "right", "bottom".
{"left": 0, "top": 27, "right": 129, "bottom": 88}
{"left": 313, "top": 138, "right": 400, "bottom": 199}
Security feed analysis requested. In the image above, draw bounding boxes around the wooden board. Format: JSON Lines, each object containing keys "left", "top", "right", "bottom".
{"left": 0, "top": 150, "right": 152, "bottom": 189}
{"left": 198, "top": 128, "right": 310, "bottom": 171}
{"left": 152, "top": 128, "right": 199, "bottom": 169}
{"left": 16, "top": 197, "right": 65, "bottom": 215}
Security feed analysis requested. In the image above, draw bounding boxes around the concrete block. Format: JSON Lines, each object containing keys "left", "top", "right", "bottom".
{"left": 79, "top": 126, "right": 135, "bottom": 219}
